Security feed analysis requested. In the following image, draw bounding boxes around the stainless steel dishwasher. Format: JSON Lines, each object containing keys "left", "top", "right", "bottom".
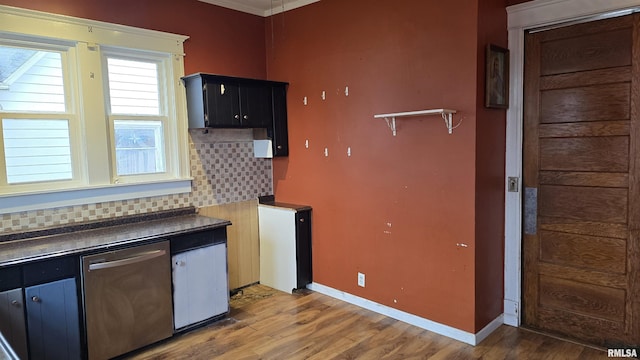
{"left": 82, "top": 241, "right": 173, "bottom": 360}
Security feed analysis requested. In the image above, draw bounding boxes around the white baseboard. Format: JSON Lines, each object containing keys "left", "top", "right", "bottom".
{"left": 503, "top": 299, "right": 520, "bottom": 327}
{"left": 307, "top": 282, "right": 504, "bottom": 346}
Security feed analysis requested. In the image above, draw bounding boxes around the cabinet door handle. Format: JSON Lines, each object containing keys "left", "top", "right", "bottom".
{"left": 31, "top": 296, "right": 40, "bottom": 303}
{"left": 243, "top": 115, "right": 248, "bottom": 120}
{"left": 234, "top": 115, "right": 240, "bottom": 120}
{"left": 11, "top": 300, "right": 19, "bottom": 306}
{"left": 277, "top": 145, "right": 283, "bottom": 149}
{"left": 88, "top": 249, "right": 166, "bottom": 271}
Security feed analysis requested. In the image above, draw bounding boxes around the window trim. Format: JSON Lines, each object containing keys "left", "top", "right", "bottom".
{"left": 102, "top": 49, "right": 176, "bottom": 183}
{"left": 0, "top": 5, "right": 191, "bottom": 214}
{"left": 0, "top": 179, "right": 192, "bottom": 214}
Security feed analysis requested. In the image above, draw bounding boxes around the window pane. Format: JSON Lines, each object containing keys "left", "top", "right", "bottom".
{"left": 114, "top": 120, "right": 165, "bottom": 176}
{"left": 2, "top": 119, "right": 73, "bottom": 184}
{"left": 0, "top": 45, "right": 66, "bottom": 112}
{"left": 107, "top": 58, "right": 160, "bottom": 115}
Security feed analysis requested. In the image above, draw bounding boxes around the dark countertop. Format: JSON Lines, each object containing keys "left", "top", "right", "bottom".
{"left": 258, "top": 195, "right": 312, "bottom": 212}
{"left": 258, "top": 202, "right": 312, "bottom": 212}
{"left": 0, "top": 213, "right": 231, "bottom": 268}
{"left": 0, "top": 209, "right": 231, "bottom": 359}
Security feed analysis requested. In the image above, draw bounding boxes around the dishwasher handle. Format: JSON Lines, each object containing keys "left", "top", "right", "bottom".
{"left": 88, "top": 249, "right": 167, "bottom": 271}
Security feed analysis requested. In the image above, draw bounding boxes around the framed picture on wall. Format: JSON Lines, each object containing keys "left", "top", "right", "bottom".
{"left": 485, "top": 44, "right": 509, "bottom": 109}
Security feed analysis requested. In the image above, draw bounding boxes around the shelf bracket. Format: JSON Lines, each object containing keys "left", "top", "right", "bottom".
{"left": 384, "top": 117, "right": 397, "bottom": 136}
{"left": 442, "top": 112, "right": 453, "bottom": 134}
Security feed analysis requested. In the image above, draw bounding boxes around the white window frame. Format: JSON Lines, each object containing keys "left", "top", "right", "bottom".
{"left": 0, "top": 5, "right": 191, "bottom": 214}
{"left": 0, "top": 38, "right": 85, "bottom": 192}
{"left": 102, "top": 49, "right": 175, "bottom": 183}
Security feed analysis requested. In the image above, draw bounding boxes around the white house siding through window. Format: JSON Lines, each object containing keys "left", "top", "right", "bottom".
{"left": 0, "top": 45, "right": 73, "bottom": 184}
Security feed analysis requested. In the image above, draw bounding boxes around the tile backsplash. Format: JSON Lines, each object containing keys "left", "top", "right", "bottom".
{"left": 1, "top": 129, "right": 273, "bottom": 233}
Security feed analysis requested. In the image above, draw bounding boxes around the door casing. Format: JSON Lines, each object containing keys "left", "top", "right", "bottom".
{"left": 504, "top": 0, "right": 640, "bottom": 327}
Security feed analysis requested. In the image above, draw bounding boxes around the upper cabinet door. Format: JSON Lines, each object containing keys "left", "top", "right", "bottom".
{"left": 240, "top": 83, "right": 273, "bottom": 128}
{"left": 271, "top": 84, "right": 289, "bottom": 156}
{"left": 206, "top": 80, "right": 241, "bottom": 127}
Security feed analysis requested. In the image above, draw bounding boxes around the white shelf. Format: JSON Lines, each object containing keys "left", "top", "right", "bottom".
{"left": 373, "top": 109, "right": 458, "bottom": 136}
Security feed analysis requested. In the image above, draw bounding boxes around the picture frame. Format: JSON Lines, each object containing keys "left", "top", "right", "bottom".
{"left": 485, "top": 44, "right": 509, "bottom": 109}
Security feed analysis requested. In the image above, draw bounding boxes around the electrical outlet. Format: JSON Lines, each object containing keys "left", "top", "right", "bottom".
{"left": 357, "top": 272, "right": 365, "bottom": 287}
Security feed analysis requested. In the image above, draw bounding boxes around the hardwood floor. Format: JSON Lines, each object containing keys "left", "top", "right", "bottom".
{"left": 126, "top": 285, "right": 606, "bottom": 359}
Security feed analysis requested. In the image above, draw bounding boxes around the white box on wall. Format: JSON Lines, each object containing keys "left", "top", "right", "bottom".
{"left": 253, "top": 140, "right": 273, "bottom": 158}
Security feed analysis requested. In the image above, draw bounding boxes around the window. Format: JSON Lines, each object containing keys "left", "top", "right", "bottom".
{"left": 0, "top": 5, "right": 190, "bottom": 213}
{"left": 0, "top": 43, "right": 79, "bottom": 187}
{"left": 113, "top": 120, "right": 165, "bottom": 176}
{"left": 105, "top": 56, "right": 168, "bottom": 179}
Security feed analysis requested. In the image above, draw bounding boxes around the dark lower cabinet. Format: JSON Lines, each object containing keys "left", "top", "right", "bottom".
{"left": 0, "top": 288, "right": 28, "bottom": 360}
{"left": 294, "top": 209, "right": 312, "bottom": 289}
{"left": 0, "top": 226, "right": 230, "bottom": 360}
{"left": 25, "top": 278, "right": 81, "bottom": 360}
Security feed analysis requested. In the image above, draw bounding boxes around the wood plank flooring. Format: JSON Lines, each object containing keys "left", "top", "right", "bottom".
{"left": 125, "top": 285, "right": 606, "bottom": 359}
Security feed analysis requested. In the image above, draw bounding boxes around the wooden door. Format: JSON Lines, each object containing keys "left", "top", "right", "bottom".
{"left": 523, "top": 14, "right": 640, "bottom": 347}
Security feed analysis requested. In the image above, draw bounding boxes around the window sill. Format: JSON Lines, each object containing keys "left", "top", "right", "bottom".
{"left": 0, "top": 179, "right": 192, "bottom": 214}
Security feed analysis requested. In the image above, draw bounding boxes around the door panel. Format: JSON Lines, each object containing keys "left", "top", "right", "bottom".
{"left": 539, "top": 136, "right": 629, "bottom": 171}
{"left": 539, "top": 83, "right": 631, "bottom": 123}
{"left": 538, "top": 120, "right": 630, "bottom": 138}
{"left": 539, "top": 231, "right": 626, "bottom": 273}
{"left": 540, "top": 28, "right": 632, "bottom": 75}
{"left": 523, "top": 13, "right": 640, "bottom": 347}
{"left": 539, "top": 275, "right": 626, "bottom": 322}
{"left": 539, "top": 185, "right": 628, "bottom": 223}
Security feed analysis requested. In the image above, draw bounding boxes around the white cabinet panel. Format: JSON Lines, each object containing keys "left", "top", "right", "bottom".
{"left": 258, "top": 205, "right": 297, "bottom": 293}
{"left": 172, "top": 244, "right": 228, "bottom": 330}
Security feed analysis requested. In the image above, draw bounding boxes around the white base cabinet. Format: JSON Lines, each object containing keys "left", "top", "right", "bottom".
{"left": 172, "top": 243, "right": 228, "bottom": 330}
{"left": 258, "top": 202, "right": 312, "bottom": 294}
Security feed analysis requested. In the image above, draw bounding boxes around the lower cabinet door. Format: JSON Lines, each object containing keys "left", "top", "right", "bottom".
{"left": 0, "top": 288, "right": 28, "bottom": 360}
{"left": 172, "top": 243, "right": 229, "bottom": 330}
{"left": 25, "top": 278, "right": 81, "bottom": 360}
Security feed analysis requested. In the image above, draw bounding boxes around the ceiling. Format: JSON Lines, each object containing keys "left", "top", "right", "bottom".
{"left": 198, "top": 0, "right": 320, "bottom": 17}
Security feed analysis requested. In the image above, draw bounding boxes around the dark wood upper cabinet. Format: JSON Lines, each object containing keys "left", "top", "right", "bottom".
{"left": 270, "top": 84, "right": 289, "bottom": 156}
{"left": 182, "top": 73, "right": 289, "bottom": 157}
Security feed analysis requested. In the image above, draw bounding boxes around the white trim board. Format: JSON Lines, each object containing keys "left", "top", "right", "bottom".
{"left": 308, "top": 282, "right": 504, "bottom": 346}
{"left": 503, "top": 0, "right": 640, "bottom": 328}
{"left": 198, "top": 0, "right": 320, "bottom": 17}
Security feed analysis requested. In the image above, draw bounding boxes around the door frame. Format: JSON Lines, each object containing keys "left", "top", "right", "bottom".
{"left": 504, "top": 0, "right": 640, "bottom": 327}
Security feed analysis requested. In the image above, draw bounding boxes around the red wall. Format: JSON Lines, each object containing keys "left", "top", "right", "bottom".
{"left": 267, "top": 0, "right": 490, "bottom": 332}
{"left": 0, "top": 0, "right": 267, "bottom": 78}
{"left": 1, "top": 0, "right": 509, "bottom": 335}
{"left": 475, "top": 0, "right": 508, "bottom": 331}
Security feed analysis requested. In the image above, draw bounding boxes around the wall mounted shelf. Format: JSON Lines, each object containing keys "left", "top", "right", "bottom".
{"left": 373, "top": 109, "right": 458, "bottom": 136}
